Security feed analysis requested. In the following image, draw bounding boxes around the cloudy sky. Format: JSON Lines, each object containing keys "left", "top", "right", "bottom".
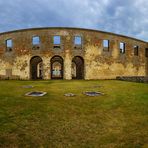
{"left": 0, "top": 0, "right": 148, "bottom": 41}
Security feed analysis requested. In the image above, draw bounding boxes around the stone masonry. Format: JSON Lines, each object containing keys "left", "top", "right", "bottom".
{"left": 0, "top": 27, "right": 147, "bottom": 80}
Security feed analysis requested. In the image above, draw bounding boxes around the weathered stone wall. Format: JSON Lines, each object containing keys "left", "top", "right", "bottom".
{"left": 0, "top": 27, "right": 147, "bottom": 80}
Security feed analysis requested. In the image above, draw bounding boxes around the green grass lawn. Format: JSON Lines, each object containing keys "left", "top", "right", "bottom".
{"left": 0, "top": 80, "right": 148, "bottom": 147}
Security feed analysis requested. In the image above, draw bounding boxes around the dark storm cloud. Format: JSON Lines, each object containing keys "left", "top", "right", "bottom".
{"left": 0, "top": 0, "right": 147, "bottom": 41}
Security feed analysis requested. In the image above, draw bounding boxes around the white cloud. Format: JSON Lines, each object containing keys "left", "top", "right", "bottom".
{"left": 0, "top": 0, "right": 147, "bottom": 41}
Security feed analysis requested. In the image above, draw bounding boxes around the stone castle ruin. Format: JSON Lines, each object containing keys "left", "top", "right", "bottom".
{"left": 0, "top": 27, "right": 148, "bottom": 80}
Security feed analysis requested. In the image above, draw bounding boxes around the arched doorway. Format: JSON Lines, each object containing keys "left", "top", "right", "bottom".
{"left": 51, "top": 56, "right": 63, "bottom": 79}
{"left": 72, "top": 56, "right": 84, "bottom": 79}
{"left": 30, "top": 56, "right": 43, "bottom": 80}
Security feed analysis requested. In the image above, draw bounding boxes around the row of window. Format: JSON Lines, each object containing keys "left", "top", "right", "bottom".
{"left": 5, "top": 38, "right": 148, "bottom": 57}
{"left": 103, "top": 40, "right": 139, "bottom": 56}
{"left": 5, "top": 36, "right": 82, "bottom": 51}
{"left": 32, "top": 36, "right": 82, "bottom": 45}
{"left": 6, "top": 36, "right": 82, "bottom": 47}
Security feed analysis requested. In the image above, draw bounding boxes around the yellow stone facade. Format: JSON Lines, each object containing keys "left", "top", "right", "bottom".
{"left": 0, "top": 27, "right": 147, "bottom": 80}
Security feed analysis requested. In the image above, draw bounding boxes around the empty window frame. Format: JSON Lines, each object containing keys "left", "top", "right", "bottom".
{"left": 32, "top": 36, "right": 40, "bottom": 45}
{"left": 74, "top": 36, "right": 82, "bottom": 45}
{"left": 6, "top": 39, "right": 12, "bottom": 48}
{"left": 6, "top": 39, "right": 12, "bottom": 52}
{"left": 120, "top": 42, "right": 125, "bottom": 54}
{"left": 103, "top": 40, "right": 109, "bottom": 51}
{"left": 53, "top": 36, "right": 61, "bottom": 45}
{"left": 134, "top": 45, "right": 139, "bottom": 56}
{"left": 145, "top": 48, "right": 148, "bottom": 57}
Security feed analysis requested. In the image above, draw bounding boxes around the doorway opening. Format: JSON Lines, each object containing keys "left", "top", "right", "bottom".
{"left": 72, "top": 56, "right": 84, "bottom": 79}
{"left": 30, "top": 56, "right": 43, "bottom": 80}
{"left": 51, "top": 56, "right": 63, "bottom": 79}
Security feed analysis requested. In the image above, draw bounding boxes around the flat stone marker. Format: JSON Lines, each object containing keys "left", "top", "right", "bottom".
{"left": 84, "top": 91, "right": 104, "bottom": 96}
{"left": 64, "top": 93, "right": 76, "bottom": 97}
{"left": 25, "top": 91, "right": 47, "bottom": 97}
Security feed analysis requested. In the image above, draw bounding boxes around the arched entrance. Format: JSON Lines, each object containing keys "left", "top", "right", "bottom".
{"left": 51, "top": 56, "right": 63, "bottom": 79}
{"left": 30, "top": 56, "right": 43, "bottom": 80}
{"left": 72, "top": 56, "right": 84, "bottom": 79}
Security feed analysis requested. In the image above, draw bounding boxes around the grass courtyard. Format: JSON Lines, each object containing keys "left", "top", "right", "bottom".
{"left": 0, "top": 80, "right": 148, "bottom": 147}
